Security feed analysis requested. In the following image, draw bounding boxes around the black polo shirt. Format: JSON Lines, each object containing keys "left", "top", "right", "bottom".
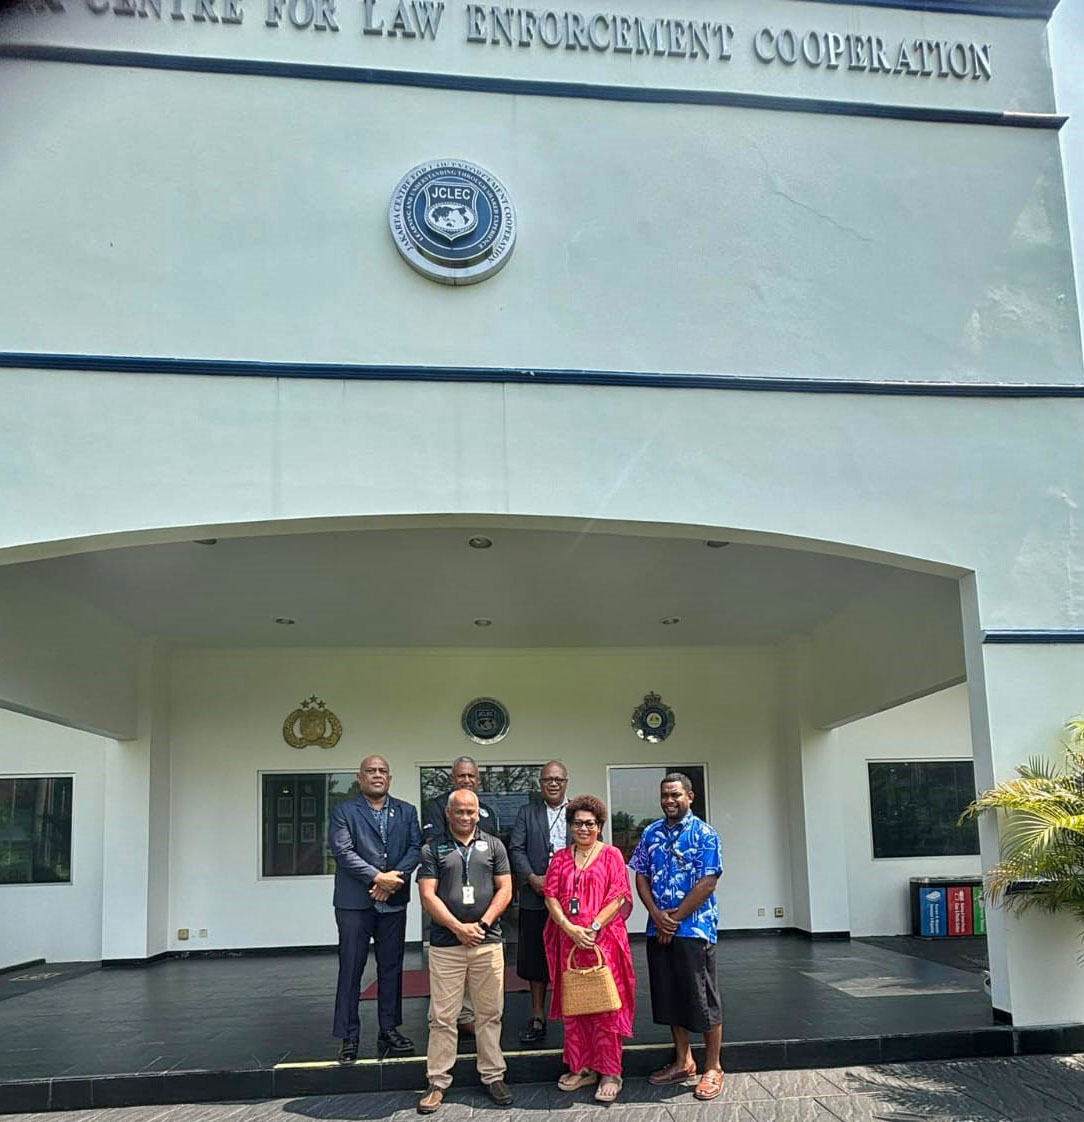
{"left": 418, "top": 832, "right": 511, "bottom": 948}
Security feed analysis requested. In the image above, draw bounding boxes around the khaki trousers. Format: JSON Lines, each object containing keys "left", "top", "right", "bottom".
{"left": 427, "top": 942, "right": 505, "bottom": 1089}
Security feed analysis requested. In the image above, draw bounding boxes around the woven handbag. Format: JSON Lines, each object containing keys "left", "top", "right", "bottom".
{"left": 561, "top": 945, "right": 622, "bottom": 1017}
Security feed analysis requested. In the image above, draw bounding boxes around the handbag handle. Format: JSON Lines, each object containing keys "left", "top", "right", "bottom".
{"left": 566, "top": 944, "right": 605, "bottom": 972}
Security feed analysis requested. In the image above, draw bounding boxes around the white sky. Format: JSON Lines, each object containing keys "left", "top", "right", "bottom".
{"left": 1051, "top": 0, "right": 1083, "bottom": 342}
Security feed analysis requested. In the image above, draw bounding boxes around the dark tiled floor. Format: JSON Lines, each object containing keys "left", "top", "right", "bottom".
{"left": 855, "top": 936, "right": 989, "bottom": 976}
{"left": 0, "top": 935, "right": 994, "bottom": 1084}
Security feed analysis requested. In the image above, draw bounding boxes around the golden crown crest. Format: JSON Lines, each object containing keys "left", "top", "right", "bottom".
{"left": 283, "top": 695, "right": 343, "bottom": 750}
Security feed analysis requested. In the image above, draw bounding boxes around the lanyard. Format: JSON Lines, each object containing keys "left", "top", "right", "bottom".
{"left": 455, "top": 836, "right": 478, "bottom": 885}
{"left": 572, "top": 842, "right": 598, "bottom": 894}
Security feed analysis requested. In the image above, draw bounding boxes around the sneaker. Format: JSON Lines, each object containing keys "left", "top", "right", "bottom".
{"left": 337, "top": 1039, "right": 358, "bottom": 1064}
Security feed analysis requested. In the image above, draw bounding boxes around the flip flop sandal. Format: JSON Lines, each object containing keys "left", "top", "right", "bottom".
{"left": 594, "top": 1077, "right": 622, "bottom": 1103}
{"left": 558, "top": 1070, "right": 598, "bottom": 1092}
{"left": 694, "top": 1070, "right": 724, "bottom": 1101}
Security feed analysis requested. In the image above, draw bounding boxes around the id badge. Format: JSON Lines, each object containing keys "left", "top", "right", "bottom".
{"left": 462, "top": 885, "right": 476, "bottom": 906}
{"left": 568, "top": 897, "right": 580, "bottom": 916}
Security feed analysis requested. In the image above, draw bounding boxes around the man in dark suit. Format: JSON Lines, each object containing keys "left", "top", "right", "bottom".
{"left": 422, "top": 756, "right": 500, "bottom": 844}
{"left": 508, "top": 759, "right": 569, "bottom": 1044}
{"left": 329, "top": 754, "right": 422, "bottom": 1062}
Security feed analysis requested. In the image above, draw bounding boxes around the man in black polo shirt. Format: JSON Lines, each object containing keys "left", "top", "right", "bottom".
{"left": 417, "top": 789, "right": 513, "bottom": 1114}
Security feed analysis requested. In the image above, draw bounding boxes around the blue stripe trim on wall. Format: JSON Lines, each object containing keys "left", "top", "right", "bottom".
{"left": 0, "top": 46, "right": 1065, "bottom": 131}
{"left": 983, "top": 631, "right": 1084, "bottom": 644}
{"left": 3, "top": 353, "right": 1084, "bottom": 398}
{"left": 811, "top": 0, "right": 1057, "bottom": 19}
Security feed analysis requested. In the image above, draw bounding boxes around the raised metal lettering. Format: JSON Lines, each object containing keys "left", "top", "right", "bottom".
{"left": 465, "top": 2, "right": 486, "bottom": 41}
{"left": 564, "top": 10, "right": 587, "bottom": 49}
{"left": 753, "top": 26, "right": 774, "bottom": 63}
{"left": 776, "top": 28, "right": 797, "bottom": 65}
{"left": 587, "top": 13, "right": 610, "bottom": 51}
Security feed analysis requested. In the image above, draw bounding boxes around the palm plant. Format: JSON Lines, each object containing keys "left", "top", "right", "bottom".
{"left": 960, "top": 718, "right": 1084, "bottom": 924}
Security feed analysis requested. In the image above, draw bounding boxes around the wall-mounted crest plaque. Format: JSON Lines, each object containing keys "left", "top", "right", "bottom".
{"left": 632, "top": 692, "right": 675, "bottom": 743}
{"left": 283, "top": 695, "right": 343, "bottom": 750}
{"left": 388, "top": 159, "right": 516, "bottom": 286}
{"left": 462, "top": 697, "right": 510, "bottom": 745}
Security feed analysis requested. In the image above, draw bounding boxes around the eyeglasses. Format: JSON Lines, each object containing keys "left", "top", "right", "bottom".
{"left": 542, "top": 777, "right": 568, "bottom": 784}
{"left": 571, "top": 820, "right": 598, "bottom": 830}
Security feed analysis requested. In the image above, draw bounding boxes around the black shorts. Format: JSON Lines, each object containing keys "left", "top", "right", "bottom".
{"left": 646, "top": 935, "right": 722, "bottom": 1032}
{"left": 516, "top": 907, "right": 550, "bottom": 983}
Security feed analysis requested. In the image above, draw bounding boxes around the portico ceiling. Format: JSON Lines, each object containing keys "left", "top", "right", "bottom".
{"left": 21, "top": 527, "right": 956, "bottom": 648}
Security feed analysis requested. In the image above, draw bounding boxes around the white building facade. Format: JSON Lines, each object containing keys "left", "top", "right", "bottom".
{"left": 0, "top": 0, "right": 1081, "bottom": 1031}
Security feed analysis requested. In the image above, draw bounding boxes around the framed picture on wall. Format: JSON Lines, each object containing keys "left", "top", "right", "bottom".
{"left": 300, "top": 822, "right": 317, "bottom": 843}
{"left": 277, "top": 823, "right": 294, "bottom": 844}
{"left": 300, "top": 796, "right": 317, "bottom": 818}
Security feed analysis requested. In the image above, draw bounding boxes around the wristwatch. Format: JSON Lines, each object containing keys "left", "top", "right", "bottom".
{"left": 589, "top": 919, "right": 602, "bottom": 933}
{"left": 478, "top": 918, "right": 491, "bottom": 933}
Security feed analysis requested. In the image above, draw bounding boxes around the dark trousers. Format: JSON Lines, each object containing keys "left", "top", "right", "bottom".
{"left": 333, "top": 906, "right": 407, "bottom": 1040}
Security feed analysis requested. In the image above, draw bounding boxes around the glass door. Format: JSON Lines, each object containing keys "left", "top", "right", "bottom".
{"left": 606, "top": 764, "right": 708, "bottom": 933}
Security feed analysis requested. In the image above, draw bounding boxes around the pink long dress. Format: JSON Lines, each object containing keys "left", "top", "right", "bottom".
{"left": 543, "top": 843, "right": 635, "bottom": 1076}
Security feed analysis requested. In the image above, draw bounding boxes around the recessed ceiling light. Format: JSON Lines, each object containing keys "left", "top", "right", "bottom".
{"left": 474, "top": 618, "right": 493, "bottom": 627}
{"left": 705, "top": 540, "right": 729, "bottom": 549}
{"left": 468, "top": 536, "right": 493, "bottom": 549}
{"left": 660, "top": 616, "right": 681, "bottom": 626}
{"left": 273, "top": 617, "right": 296, "bottom": 625}
{"left": 193, "top": 538, "right": 218, "bottom": 546}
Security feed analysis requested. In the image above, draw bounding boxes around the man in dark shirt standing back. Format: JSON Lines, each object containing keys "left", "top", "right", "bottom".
{"left": 422, "top": 755, "right": 500, "bottom": 843}
{"left": 416, "top": 789, "right": 513, "bottom": 1114}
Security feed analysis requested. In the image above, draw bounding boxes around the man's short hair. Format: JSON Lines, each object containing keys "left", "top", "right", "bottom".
{"left": 661, "top": 771, "right": 694, "bottom": 795}
{"left": 452, "top": 755, "right": 477, "bottom": 770}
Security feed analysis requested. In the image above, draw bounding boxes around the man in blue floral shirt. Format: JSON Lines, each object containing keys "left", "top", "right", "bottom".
{"left": 629, "top": 772, "right": 723, "bottom": 1100}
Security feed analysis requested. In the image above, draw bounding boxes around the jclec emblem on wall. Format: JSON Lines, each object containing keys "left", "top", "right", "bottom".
{"left": 389, "top": 160, "right": 516, "bottom": 286}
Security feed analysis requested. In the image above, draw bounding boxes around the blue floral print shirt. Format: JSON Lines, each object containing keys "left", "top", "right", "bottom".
{"left": 628, "top": 812, "right": 723, "bottom": 943}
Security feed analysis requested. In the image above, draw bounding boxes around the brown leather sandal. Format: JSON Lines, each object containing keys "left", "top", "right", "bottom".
{"left": 417, "top": 1085, "right": 444, "bottom": 1114}
{"left": 648, "top": 1060, "right": 697, "bottom": 1085}
{"left": 694, "top": 1070, "right": 724, "bottom": 1101}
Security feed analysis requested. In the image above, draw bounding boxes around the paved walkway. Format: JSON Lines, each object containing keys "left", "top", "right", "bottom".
{"left": 6, "top": 1055, "right": 1084, "bottom": 1122}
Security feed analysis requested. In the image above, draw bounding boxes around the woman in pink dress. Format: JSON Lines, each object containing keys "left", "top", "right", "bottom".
{"left": 543, "top": 794, "right": 635, "bottom": 1102}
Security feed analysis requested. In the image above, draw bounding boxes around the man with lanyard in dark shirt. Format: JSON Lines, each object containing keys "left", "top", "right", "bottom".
{"left": 417, "top": 789, "right": 513, "bottom": 1114}
{"left": 421, "top": 755, "right": 500, "bottom": 1035}
{"left": 508, "top": 759, "right": 570, "bottom": 1044}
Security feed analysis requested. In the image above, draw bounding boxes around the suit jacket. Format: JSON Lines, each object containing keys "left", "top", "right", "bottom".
{"left": 422, "top": 791, "right": 500, "bottom": 845}
{"left": 509, "top": 797, "right": 571, "bottom": 910}
{"left": 329, "top": 794, "right": 422, "bottom": 910}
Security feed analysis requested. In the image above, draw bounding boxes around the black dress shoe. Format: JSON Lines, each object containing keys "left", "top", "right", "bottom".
{"left": 378, "top": 1028, "right": 415, "bottom": 1056}
{"left": 519, "top": 1017, "right": 547, "bottom": 1045}
{"left": 338, "top": 1039, "right": 359, "bottom": 1063}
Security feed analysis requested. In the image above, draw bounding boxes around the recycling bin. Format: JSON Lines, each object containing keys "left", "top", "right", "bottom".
{"left": 910, "top": 876, "right": 984, "bottom": 938}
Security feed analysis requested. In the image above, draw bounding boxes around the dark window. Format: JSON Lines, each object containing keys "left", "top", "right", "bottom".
{"left": 868, "top": 760, "right": 979, "bottom": 859}
{"left": 261, "top": 772, "right": 359, "bottom": 876}
{"left": 0, "top": 777, "right": 73, "bottom": 884}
